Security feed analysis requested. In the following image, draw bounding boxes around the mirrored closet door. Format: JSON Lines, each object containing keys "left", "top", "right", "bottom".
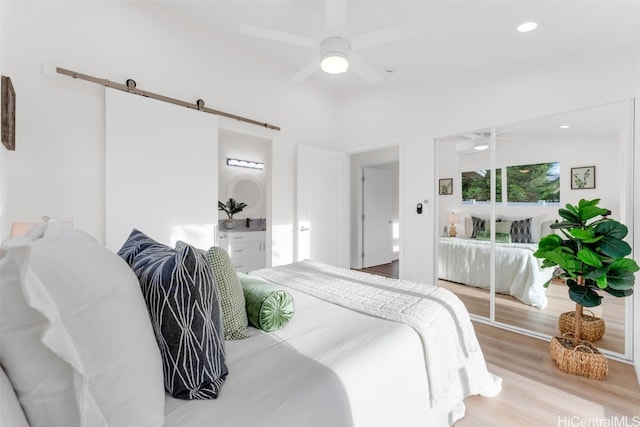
{"left": 434, "top": 100, "right": 635, "bottom": 360}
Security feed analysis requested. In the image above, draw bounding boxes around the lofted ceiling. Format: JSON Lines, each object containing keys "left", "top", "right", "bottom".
{"left": 160, "top": 0, "right": 640, "bottom": 90}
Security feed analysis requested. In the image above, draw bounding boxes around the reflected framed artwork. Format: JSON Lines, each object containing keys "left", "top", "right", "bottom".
{"left": 1, "top": 76, "right": 16, "bottom": 151}
{"left": 571, "top": 166, "right": 595, "bottom": 190}
{"left": 439, "top": 178, "right": 453, "bottom": 195}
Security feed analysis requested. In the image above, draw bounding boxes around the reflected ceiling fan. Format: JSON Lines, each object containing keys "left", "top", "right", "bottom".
{"left": 450, "top": 131, "right": 520, "bottom": 153}
{"left": 240, "top": 0, "right": 429, "bottom": 84}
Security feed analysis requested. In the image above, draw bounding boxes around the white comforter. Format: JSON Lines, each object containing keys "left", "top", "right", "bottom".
{"left": 164, "top": 260, "right": 501, "bottom": 427}
{"left": 438, "top": 237, "right": 553, "bottom": 309}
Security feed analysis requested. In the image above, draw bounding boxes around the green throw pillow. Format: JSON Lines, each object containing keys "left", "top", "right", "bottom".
{"left": 476, "top": 230, "right": 512, "bottom": 243}
{"left": 176, "top": 241, "right": 249, "bottom": 340}
{"left": 237, "top": 273, "right": 294, "bottom": 332}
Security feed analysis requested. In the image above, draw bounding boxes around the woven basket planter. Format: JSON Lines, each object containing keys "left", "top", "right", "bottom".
{"left": 558, "top": 310, "right": 605, "bottom": 342}
{"left": 549, "top": 335, "right": 608, "bottom": 380}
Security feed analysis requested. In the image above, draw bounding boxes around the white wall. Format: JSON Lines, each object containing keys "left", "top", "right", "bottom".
{"left": 0, "top": 1, "right": 340, "bottom": 268}
{"left": 0, "top": 0, "right": 9, "bottom": 240}
{"left": 339, "top": 44, "right": 639, "bottom": 284}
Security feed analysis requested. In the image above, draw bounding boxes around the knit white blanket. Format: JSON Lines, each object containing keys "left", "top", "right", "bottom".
{"left": 252, "top": 260, "right": 501, "bottom": 408}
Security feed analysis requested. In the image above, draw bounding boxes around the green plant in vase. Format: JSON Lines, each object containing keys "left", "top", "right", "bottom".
{"left": 534, "top": 199, "right": 637, "bottom": 379}
{"left": 218, "top": 198, "right": 247, "bottom": 228}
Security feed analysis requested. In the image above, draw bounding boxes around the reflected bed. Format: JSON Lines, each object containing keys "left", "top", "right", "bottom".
{"left": 438, "top": 237, "right": 553, "bottom": 309}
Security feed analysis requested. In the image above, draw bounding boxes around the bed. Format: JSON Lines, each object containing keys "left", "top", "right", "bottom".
{"left": 438, "top": 237, "right": 553, "bottom": 309}
{"left": 1, "top": 223, "right": 501, "bottom": 427}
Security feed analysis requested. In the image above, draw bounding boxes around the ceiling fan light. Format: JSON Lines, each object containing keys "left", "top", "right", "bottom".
{"left": 319, "top": 36, "right": 350, "bottom": 74}
{"left": 321, "top": 53, "right": 349, "bottom": 74}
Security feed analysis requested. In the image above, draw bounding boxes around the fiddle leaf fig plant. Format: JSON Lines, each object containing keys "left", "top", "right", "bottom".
{"left": 534, "top": 198, "right": 638, "bottom": 346}
{"left": 218, "top": 198, "right": 247, "bottom": 219}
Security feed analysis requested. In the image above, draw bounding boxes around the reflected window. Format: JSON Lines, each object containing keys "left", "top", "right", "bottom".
{"left": 462, "top": 169, "right": 502, "bottom": 203}
{"left": 506, "top": 162, "right": 560, "bottom": 204}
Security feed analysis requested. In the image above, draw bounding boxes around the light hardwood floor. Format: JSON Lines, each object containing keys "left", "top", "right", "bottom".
{"left": 356, "top": 262, "right": 640, "bottom": 426}
{"left": 462, "top": 322, "right": 640, "bottom": 426}
{"left": 439, "top": 279, "right": 626, "bottom": 354}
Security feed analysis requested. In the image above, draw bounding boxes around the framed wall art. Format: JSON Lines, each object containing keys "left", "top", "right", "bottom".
{"left": 1, "top": 75, "right": 16, "bottom": 151}
{"left": 571, "top": 166, "right": 595, "bottom": 190}
{"left": 439, "top": 178, "right": 453, "bottom": 195}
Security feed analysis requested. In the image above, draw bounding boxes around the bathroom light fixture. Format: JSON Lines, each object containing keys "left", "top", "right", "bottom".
{"left": 320, "top": 37, "right": 350, "bottom": 74}
{"left": 227, "top": 158, "right": 264, "bottom": 170}
{"left": 560, "top": 125, "right": 571, "bottom": 129}
{"left": 474, "top": 142, "right": 489, "bottom": 151}
{"left": 517, "top": 22, "right": 538, "bottom": 32}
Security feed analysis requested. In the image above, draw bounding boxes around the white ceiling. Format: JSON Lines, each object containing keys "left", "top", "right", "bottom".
{"left": 160, "top": 0, "right": 640, "bottom": 90}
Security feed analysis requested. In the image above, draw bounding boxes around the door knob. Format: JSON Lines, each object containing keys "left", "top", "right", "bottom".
{"left": 300, "top": 226, "right": 311, "bottom": 232}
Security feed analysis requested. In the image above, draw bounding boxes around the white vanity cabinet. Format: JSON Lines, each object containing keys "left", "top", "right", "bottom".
{"left": 217, "top": 230, "right": 266, "bottom": 273}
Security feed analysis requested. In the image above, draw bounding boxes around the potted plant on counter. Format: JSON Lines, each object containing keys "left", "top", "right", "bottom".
{"left": 218, "top": 198, "right": 247, "bottom": 229}
{"left": 534, "top": 198, "right": 637, "bottom": 380}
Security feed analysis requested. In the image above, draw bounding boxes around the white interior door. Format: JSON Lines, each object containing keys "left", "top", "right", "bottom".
{"left": 296, "top": 145, "right": 349, "bottom": 268}
{"left": 105, "top": 88, "right": 218, "bottom": 252}
{"left": 362, "top": 167, "right": 393, "bottom": 267}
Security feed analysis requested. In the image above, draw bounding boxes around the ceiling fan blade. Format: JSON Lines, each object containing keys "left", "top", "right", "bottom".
{"left": 290, "top": 57, "right": 320, "bottom": 84}
{"left": 349, "top": 54, "right": 381, "bottom": 84}
{"left": 351, "top": 21, "right": 429, "bottom": 50}
{"left": 240, "top": 24, "right": 317, "bottom": 48}
{"left": 325, "top": 0, "right": 346, "bottom": 34}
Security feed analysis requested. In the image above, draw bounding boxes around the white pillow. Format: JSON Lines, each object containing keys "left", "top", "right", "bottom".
{"left": 464, "top": 217, "right": 473, "bottom": 238}
{"left": 1, "top": 364, "right": 30, "bottom": 427}
{"left": 0, "top": 238, "right": 80, "bottom": 426}
{"left": 0, "top": 223, "right": 165, "bottom": 427}
{"left": 540, "top": 220, "right": 555, "bottom": 238}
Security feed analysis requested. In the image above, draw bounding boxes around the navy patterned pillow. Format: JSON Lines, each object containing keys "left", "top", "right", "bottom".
{"left": 118, "top": 229, "right": 228, "bottom": 400}
{"left": 470, "top": 216, "right": 486, "bottom": 238}
{"left": 510, "top": 218, "right": 532, "bottom": 243}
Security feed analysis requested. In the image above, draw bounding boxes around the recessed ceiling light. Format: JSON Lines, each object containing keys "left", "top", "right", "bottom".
{"left": 517, "top": 22, "right": 538, "bottom": 33}
{"left": 560, "top": 125, "right": 571, "bottom": 129}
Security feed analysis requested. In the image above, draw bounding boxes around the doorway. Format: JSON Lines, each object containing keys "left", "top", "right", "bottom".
{"left": 350, "top": 145, "right": 400, "bottom": 277}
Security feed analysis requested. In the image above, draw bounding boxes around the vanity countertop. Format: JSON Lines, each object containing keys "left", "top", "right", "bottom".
{"left": 220, "top": 226, "right": 266, "bottom": 233}
{"left": 218, "top": 218, "right": 266, "bottom": 233}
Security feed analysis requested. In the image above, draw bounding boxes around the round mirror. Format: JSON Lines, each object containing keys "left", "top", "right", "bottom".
{"left": 226, "top": 174, "right": 263, "bottom": 216}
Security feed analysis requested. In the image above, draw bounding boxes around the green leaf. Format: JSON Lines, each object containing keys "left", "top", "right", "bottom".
{"left": 609, "top": 258, "right": 640, "bottom": 273}
{"left": 595, "top": 220, "right": 628, "bottom": 239}
{"left": 578, "top": 198, "right": 600, "bottom": 208}
{"left": 584, "top": 267, "right": 608, "bottom": 281}
{"left": 550, "top": 222, "right": 581, "bottom": 230}
{"left": 578, "top": 205, "right": 609, "bottom": 221}
{"left": 602, "top": 287, "right": 633, "bottom": 298}
{"left": 577, "top": 248, "right": 602, "bottom": 268}
{"left": 558, "top": 208, "right": 581, "bottom": 224}
{"left": 599, "top": 236, "right": 632, "bottom": 258}
{"left": 595, "top": 275, "right": 608, "bottom": 289}
{"left": 542, "top": 248, "right": 578, "bottom": 271}
{"left": 606, "top": 269, "right": 636, "bottom": 290}
{"left": 536, "top": 234, "right": 562, "bottom": 252}
{"left": 570, "top": 228, "right": 594, "bottom": 240}
{"left": 567, "top": 280, "right": 602, "bottom": 307}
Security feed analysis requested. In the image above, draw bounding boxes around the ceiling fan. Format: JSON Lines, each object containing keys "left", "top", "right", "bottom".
{"left": 240, "top": 0, "right": 429, "bottom": 84}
